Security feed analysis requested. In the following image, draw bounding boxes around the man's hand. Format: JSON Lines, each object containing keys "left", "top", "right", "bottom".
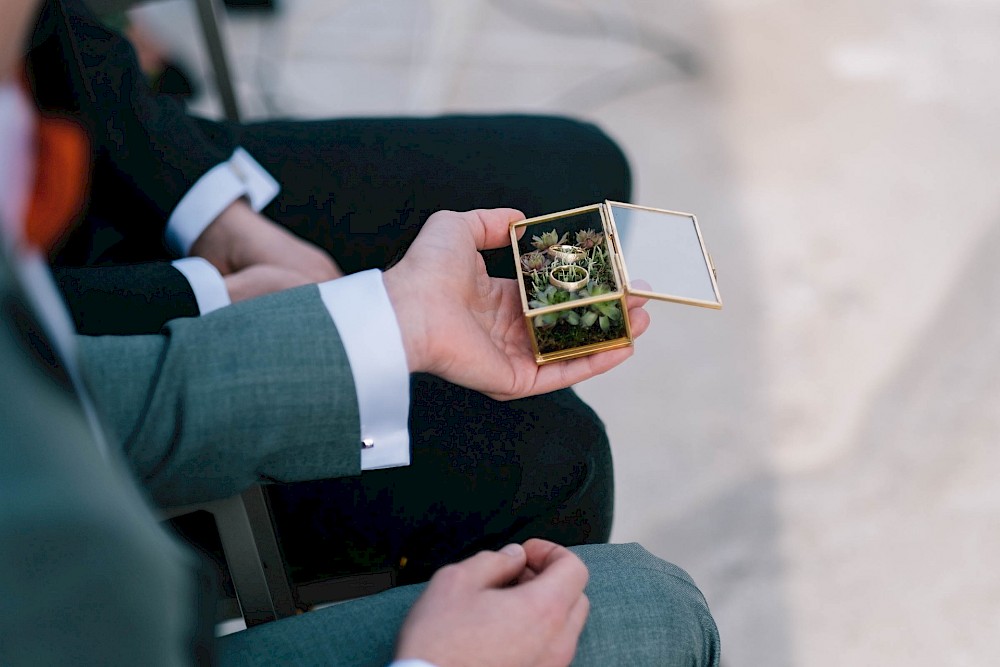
{"left": 395, "top": 539, "right": 590, "bottom": 667}
{"left": 382, "top": 208, "right": 651, "bottom": 400}
{"left": 191, "top": 200, "right": 342, "bottom": 283}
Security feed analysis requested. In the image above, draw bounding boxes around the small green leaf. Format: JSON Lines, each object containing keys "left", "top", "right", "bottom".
{"left": 534, "top": 314, "right": 557, "bottom": 328}
{"left": 593, "top": 301, "right": 614, "bottom": 318}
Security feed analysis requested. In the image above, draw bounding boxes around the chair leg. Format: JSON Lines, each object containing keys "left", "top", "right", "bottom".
{"left": 193, "top": 0, "right": 242, "bottom": 122}
{"left": 212, "top": 486, "right": 297, "bottom": 626}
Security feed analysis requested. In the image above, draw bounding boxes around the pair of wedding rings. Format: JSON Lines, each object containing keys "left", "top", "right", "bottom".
{"left": 549, "top": 264, "right": 590, "bottom": 292}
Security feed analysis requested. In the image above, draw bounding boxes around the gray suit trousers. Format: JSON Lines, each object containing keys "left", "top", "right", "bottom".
{"left": 216, "top": 543, "right": 721, "bottom": 667}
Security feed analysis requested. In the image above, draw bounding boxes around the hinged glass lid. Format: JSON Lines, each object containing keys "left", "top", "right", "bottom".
{"left": 605, "top": 201, "right": 722, "bottom": 309}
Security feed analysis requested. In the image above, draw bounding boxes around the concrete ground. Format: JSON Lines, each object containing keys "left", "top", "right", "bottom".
{"left": 135, "top": 0, "right": 1000, "bottom": 663}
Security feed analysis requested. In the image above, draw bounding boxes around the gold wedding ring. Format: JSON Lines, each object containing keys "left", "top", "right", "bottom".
{"left": 549, "top": 265, "right": 590, "bottom": 292}
{"left": 547, "top": 244, "right": 586, "bottom": 264}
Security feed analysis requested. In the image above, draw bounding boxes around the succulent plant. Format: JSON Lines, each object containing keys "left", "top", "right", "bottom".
{"left": 571, "top": 282, "right": 622, "bottom": 331}
{"left": 530, "top": 270, "right": 550, "bottom": 294}
{"left": 591, "top": 300, "right": 621, "bottom": 332}
{"left": 533, "top": 313, "right": 558, "bottom": 328}
{"left": 589, "top": 244, "right": 608, "bottom": 266}
{"left": 529, "top": 285, "right": 571, "bottom": 309}
{"left": 520, "top": 251, "right": 550, "bottom": 273}
{"left": 531, "top": 229, "right": 568, "bottom": 251}
{"left": 583, "top": 282, "right": 613, "bottom": 297}
{"left": 529, "top": 285, "right": 572, "bottom": 328}
{"left": 576, "top": 229, "right": 605, "bottom": 250}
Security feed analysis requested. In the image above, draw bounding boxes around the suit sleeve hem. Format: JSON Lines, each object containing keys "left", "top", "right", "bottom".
{"left": 170, "top": 258, "right": 231, "bottom": 315}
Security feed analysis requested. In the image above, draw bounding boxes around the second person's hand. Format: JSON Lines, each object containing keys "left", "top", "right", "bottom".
{"left": 395, "top": 539, "right": 591, "bottom": 667}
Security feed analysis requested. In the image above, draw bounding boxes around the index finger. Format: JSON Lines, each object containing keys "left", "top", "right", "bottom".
{"left": 626, "top": 292, "right": 650, "bottom": 310}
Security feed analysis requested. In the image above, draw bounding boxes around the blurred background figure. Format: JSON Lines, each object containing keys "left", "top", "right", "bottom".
{"left": 122, "top": 0, "right": 999, "bottom": 665}
{"left": 98, "top": 8, "right": 198, "bottom": 99}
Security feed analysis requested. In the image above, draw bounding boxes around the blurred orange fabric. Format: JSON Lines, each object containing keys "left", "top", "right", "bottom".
{"left": 25, "top": 113, "right": 89, "bottom": 252}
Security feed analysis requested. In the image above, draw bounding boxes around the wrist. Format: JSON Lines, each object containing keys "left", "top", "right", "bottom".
{"left": 382, "top": 265, "right": 429, "bottom": 374}
{"left": 189, "top": 199, "right": 252, "bottom": 273}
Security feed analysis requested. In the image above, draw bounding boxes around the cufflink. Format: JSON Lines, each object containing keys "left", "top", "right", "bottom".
{"left": 362, "top": 438, "right": 375, "bottom": 449}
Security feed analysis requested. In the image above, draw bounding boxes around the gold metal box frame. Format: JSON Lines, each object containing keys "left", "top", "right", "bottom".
{"left": 509, "top": 201, "right": 722, "bottom": 364}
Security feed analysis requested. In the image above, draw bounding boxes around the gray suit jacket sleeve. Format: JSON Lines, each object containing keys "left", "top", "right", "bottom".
{"left": 77, "top": 284, "right": 364, "bottom": 507}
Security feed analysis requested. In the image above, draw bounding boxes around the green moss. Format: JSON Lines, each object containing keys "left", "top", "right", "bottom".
{"left": 535, "top": 315, "right": 625, "bottom": 354}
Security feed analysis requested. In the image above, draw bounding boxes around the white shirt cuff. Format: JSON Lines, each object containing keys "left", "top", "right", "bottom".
{"left": 318, "top": 269, "right": 411, "bottom": 470}
{"left": 389, "top": 661, "right": 440, "bottom": 667}
{"left": 165, "top": 147, "right": 280, "bottom": 256}
{"left": 170, "top": 257, "right": 231, "bottom": 315}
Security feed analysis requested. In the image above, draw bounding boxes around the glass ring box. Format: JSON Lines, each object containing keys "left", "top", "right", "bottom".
{"left": 509, "top": 201, "right": 722, "bottom": 364}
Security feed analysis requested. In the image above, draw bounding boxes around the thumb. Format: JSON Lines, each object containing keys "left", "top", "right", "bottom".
{"left": 458, "top": 208, "right": 526, "bottom": 251}
{"left": 453, "top": 544, "right": 528, "bottom": 590}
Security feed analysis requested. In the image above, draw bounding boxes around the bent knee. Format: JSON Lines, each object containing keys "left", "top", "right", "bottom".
{"left": 551, "top": 117, "right": 631, "bottom": 185}
{"left": 571, "top": 543, "right": 721, "bottom": 667}
{"left": 525, "top": 115, "right": 633, "bottom": 202}
{"left": 512, "top": 389, "right": 613, "bottom": 498}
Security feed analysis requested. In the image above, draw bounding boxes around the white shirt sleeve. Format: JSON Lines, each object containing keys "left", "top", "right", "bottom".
{"left": 165, "top": 147, "right": 280, "bottom": 256}
{"left": 170, "top": 257, "right": 231, "bottom": 315}
{"left": 388, "top": 660, "right": 440, "bottom": 667}
{"left": 318, "top": 269, "right": 411, "bottom": 470}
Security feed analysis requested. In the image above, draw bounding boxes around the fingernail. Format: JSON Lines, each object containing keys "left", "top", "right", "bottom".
{"left": 500, "top": 543, "right": 524, "bottom": 558}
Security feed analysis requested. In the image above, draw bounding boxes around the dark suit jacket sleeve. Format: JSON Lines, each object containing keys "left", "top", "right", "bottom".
{"left": 30, "top": 0, "right": 237, "bottom": 231}
{"left": 78, "top": 284, "right": 363, "bottom": 507}
{"left": 53, "top": 262, "right": 201, "bottom": 334}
